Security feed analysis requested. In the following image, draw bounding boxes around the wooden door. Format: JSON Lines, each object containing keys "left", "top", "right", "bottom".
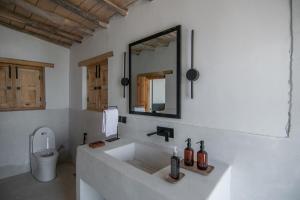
{"left": 0, "top": 64, "right": 14, "bottom": 109}
{"left": 15, "top": 66, "right": 43, "bottom": 109}
{"left": 87, "top": 65, "right": 99, "bottom": 111}
{"left": 136, "top": 75, "right": 150, "bottom": 111}
{"left": 98, "top": 61, "right": 108, "bottom": 111}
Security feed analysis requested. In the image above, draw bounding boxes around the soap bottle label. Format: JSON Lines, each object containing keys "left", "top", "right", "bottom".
{"left": 184, "top": 150, "right": 194, "bottom": 166}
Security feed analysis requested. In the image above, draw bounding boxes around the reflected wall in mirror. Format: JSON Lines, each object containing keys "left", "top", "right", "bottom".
{"left": 129, "top": 25, "right": 181, "bottom": 118}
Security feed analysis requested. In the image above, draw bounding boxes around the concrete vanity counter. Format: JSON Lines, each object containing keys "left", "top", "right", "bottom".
{"left": 76, "top": 138, "right": 231, "bottom": 200}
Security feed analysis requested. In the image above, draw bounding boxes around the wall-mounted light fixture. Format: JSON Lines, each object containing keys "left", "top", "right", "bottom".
{"left": 186, "top": 30, "right": 200, "bottom": 99}
{"left": 121, "top": 52, "right": 129, "bottom": 98}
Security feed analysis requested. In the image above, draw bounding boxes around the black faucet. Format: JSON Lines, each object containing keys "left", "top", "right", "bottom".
{"left": 147, "top": 126, "right": 174, "bottom": 142}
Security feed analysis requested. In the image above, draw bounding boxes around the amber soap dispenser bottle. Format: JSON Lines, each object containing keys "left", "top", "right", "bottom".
{"left": 184, "top": 138, "right": 194, "bottom": 166}
{"left": 196, "top": 140, "right": 208, "bottom": 170}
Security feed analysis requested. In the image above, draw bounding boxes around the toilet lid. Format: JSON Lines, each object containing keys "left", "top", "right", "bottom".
{"left": 31, "top": 127, "right": 56, "bottom": 153}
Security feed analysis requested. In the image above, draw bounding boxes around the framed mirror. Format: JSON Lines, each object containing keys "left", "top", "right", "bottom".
{"left": 129, "top": 25, "right": 181, "bottom": 118}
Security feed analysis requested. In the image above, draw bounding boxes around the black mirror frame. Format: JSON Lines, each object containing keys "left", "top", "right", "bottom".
{"left": 128, "top": 25, "right": 181, "bottom": 119}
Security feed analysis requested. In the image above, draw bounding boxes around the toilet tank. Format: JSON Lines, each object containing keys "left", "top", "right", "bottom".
{"left": 31, "top": 127, "right": 56, "bottom": 153}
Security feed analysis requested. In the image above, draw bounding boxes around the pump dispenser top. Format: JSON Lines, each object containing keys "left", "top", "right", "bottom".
{"left": 186, "top": 138, "right": 192, "bottom": 147}
{"left": 173, "top": 146, "right": 178, "bottom": 156}
{"left": 198, "top": 140, "right": 205, "bottom": 150}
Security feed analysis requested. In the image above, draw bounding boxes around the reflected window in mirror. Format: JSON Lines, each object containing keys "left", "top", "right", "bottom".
{"left": 129, "top": 25, "right": 181, "bottom": 118}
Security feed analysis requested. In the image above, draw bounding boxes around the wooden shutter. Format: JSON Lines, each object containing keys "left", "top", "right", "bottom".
{"left": 86, "top": 60, "right": 108, "bottom": 112}
{"left": 99, "top": 61, "right": 108, "bottom": 111}
{"left": 136, "top": 75, "right": 150, "bottom": 111}
{"left": 0, "top": 57, "right": 49, "bottom": 112}
{"left": 0, "top": 64, "right": 14, "bottom": 109}
{"left": 87, "top": 65, "right": 99, "bottom": 111}
{"left": 15, "top": 66, "right": 44, "bottom": 109}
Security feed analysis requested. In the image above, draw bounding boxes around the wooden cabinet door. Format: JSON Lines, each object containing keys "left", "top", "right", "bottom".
{"left": 0, "top": 64, "right": 14, "bottom": 109}
{"left": 15, "top": 66, "right": 43, "bottom": 109}
{"left": 87, "top": 65, "right": 99, "bottom": 111}
{"left": 98, "top": 61, "right": 108, "bottom": 111}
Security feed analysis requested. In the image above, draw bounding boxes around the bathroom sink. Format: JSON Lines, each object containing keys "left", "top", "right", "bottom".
{"left": 105, "top": 143, "right": 170, "bottom": 174}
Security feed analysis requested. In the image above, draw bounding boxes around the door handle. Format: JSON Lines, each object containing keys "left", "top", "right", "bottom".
{"left": 15, "top": 67, "right": 18, "bottom": 79}
{"left": 17, "top": 87, "right": 21, "bottom": 90}
{"left": 98, "top": 64, "right": 101, "bottom": 78}
{"left": 95, "top": 65, "right": 98, "bottom": 78}
{"left": 6, "top": 86, "right": 11, "bottom": 90}
{"left": 8, "top": 65, "right": 11, "bottom": 78}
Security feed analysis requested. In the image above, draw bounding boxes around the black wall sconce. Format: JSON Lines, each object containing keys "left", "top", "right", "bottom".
{"left": 186, "top": 30, "right": 200, "bottom": 99}
{"left": 121, "top": 52, "right": 129, "bottom": 98}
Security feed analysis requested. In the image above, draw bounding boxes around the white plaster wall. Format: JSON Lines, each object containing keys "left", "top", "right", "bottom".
{"left": 68, "top": 0, "right": 300, "bottom": 199}
{"left": 152, "top": 79, "right": 165, "bottom": 104}
{"left": 70, "top": 0, "right": 291, "bottom": 137}
{"left": 0, "top": 26, "right": 70, "bottom": 179}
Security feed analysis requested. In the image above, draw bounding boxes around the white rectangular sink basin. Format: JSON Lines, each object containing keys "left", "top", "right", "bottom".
{"left": 105, "top": 143, "right": 170, "bottom": 174}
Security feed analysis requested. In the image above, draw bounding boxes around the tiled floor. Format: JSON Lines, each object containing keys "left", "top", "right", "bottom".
{"left": 0, "top": 163, "right": 76, "bottom": 200}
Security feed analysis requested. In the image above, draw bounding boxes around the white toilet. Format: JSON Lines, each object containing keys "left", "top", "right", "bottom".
{"left": 30, "top": 127, "right": 59, "bottom": 182}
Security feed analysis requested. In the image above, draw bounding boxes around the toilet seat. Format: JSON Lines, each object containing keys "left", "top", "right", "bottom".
{"left": 34, "top": 148, "right": 57, "bottom": 157}
{"left": 34, "top": 149, "right": 58, "bottom": 163}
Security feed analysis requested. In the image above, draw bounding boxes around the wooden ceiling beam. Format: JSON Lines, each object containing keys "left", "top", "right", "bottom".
{"left": 155, "top": 38, "right": 171, "bottom": 46}
{"left": 50, "top": 0, "right": 108, "bottom": 28}
{"left": 99, "top": 0, "right": 128, "bottom": 16}
{"left": 140, "top": 43, "right": 156, "bottom": 49}
{"left": 137, "top": 44, "right": 155, "bottom": 51}
{"left": 0, "top": 21, "right": 71, "bottom": 47}
{"left": 2, "top": 0, "right": 94, "bottom": 36}
{"left": 131, "top": 44, "right": 156, "bottom": 54}
{"left": 138, "top": 70, "right": 173, "bottom": 79}
{"left": 0, "top": 6, "right": 82, "bottom": 43}
{"left": 25, "top": 25, "right": 73, "bottom": 45}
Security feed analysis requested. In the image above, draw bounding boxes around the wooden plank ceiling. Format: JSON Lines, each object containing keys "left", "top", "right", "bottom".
{"left": 0, "top": 0, "right": 138, "bottom": 47}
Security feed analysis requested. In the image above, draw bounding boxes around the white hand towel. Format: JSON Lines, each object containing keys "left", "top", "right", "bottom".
{"left": 102, "top": 108, "right": 119, "bottom": 137}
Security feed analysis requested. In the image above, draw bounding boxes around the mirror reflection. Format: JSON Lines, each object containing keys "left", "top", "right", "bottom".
{"left": 129, "top": 26, "right": 181, "bottom": 118}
